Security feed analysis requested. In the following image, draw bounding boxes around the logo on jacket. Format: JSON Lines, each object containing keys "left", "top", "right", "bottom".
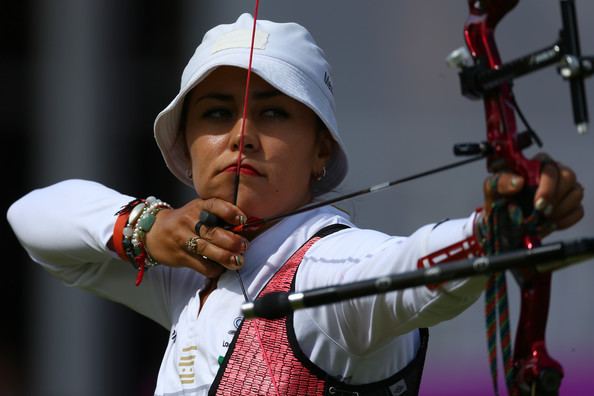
{"left": 178, "top": 345, "right": 197, "bottom": 385}
{"left": 228, "top": 316, "right": 244, "bottom": 335}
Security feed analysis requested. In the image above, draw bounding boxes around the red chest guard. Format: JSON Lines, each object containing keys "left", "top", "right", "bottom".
{"left": 210, "top": 224, "right": 428, "bottom": 396}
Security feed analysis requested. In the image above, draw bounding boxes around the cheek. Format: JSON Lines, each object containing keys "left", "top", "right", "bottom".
{"left": 187, "top": 135, "right": 226, "bottom": 192}
{"left": 270, "top": 137, "right": 317, "bottom": 184}
{"left": 188, "top": 134, "right": 222, "bottom": 167}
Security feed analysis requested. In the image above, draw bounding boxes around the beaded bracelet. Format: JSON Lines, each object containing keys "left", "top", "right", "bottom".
{"left": 130, "top": 196, "right": 172, "bottom": 285}
{"left": 122, "top": 200, "right": 148, "bottom": 263}
{"left": 114, "top": 198, "right": 145, "bottom": 261}
{"left": 114, "top": 196, "right": 172, "bottom": 286}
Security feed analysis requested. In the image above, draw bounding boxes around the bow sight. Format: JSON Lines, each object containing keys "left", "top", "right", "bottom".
{"left": 447, "top": 0, "right": 592, "bottom": 135}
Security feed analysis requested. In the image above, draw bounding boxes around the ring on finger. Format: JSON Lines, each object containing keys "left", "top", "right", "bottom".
{"left": 185, "top": 235, "right": 201, "bottom": 255}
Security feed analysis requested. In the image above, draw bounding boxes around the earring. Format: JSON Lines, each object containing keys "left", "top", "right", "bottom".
{"left": 316, "top": 166, "right": 327, "bottom": 181}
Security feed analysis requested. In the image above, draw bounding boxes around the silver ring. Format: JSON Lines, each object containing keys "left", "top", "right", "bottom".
{"left": 185, "top": 236, "right": 201, "bottom": 255}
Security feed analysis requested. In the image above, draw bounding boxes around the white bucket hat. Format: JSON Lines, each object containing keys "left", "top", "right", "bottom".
{"left": 154, "top": 13, "right": 348, "bottom": 196}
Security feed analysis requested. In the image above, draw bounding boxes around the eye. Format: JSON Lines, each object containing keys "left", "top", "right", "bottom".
{"left": 202, "top": 108, "right": 233, "bottom": 120}
{"left": 261, "top": 108, "right": 289, "bottom": 119}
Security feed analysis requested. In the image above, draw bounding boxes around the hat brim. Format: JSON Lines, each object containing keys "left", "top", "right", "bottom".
{"left": 154, "top": 52, "right": 348, "bottom": 196}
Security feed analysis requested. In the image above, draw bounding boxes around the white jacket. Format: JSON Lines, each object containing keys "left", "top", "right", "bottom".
{"left": 7, "top": 179, "right": 485, "bottom": 395}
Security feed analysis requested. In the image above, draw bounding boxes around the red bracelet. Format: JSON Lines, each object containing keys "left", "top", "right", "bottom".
{"left": 113, "top": 198, "right": 145, "bottom": 262}
{"left": 113, "top": 211, "right": 130, "bottom": 261}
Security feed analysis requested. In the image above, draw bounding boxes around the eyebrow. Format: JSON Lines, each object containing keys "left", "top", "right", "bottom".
{"left": 192, "top": 89, "right": 283, "bottom": 106}
{"left": 193, "top": 93, "right": 233, "bottom": 105}
{"left": 252, "top": 89, "right": 282, "bottom": 100}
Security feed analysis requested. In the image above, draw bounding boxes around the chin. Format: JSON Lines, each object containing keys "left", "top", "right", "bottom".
{"left": 234, "top": 194, "right": 271, "bottom": 219}
{"left": 237, "top": 192, "right": 311, "bottom": 221}
{"left": 196, "top": 181, "right": 236, "bottom": 203}
{"left": 236, "top": 198, "right": 269, "bottom": 219}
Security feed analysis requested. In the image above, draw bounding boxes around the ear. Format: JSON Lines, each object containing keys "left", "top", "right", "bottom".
{"left": 312, "top": 129, "right": 335, "bottom": 174}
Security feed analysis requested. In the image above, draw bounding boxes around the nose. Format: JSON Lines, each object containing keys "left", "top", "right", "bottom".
{"left": 230, "top": 117, "right": 260, "bottom": 153}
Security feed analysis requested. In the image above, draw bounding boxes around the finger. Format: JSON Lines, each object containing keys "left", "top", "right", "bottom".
{"left": 552, "top": 164, "right": 577, "bottom": 203}
{"left": 534, "top": 158, "right": 560, "bottom": 217}
{"left": 179, "top": 249, "right": 225, "bottom": 278}
{"left": 483, "top": 173, "right": 524, "bottom": 208}
{"left": 201, "top": 198, "right": 248, "bottom": 227}
{"left": 185, "top": 234, "right": 244, "bottom": 271}
{"left": 483, "top": 175, "right": 499, "bottom": 215}
{"left": 554, "top": 205, "right": 584, "bottom": 230}
{"left": 551, "top": 183, "right": 584, "bottom": 222}
{"left": 198, "top": 222, "right": 248, "bottom": 255}
{"left": 496, "top": 173, "right": 525, "bottom": 196}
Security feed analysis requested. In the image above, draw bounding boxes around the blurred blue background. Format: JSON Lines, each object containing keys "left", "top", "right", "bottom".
{"left": 2, "top": 1, "right": 593, "bottom": 395}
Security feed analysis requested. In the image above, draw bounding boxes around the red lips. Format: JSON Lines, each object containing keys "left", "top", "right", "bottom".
{"left": 223, "top": 164, "right": 262, "bottom": 176}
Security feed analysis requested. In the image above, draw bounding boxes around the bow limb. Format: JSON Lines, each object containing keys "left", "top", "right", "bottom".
{"left": 464, "top": 1, "right": 562, "bottom": 395}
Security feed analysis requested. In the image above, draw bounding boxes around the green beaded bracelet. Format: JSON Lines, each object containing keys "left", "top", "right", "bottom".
{"left": 131, "top": 197, "right": 172, "bottom": 269}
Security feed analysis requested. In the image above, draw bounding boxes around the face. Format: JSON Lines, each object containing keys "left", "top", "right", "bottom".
{"left": 184, "top": 66, "right": 333, "bottom": 220}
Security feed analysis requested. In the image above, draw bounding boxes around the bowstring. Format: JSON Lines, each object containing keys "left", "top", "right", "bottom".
{"left": 233, "top": 6, "right": 260, "bottom": 205}
{"left": 234, "top": 4, "right": 282, "bottom": 396}
{"left": 233, "top": 0, "right": 260, "bottom": 303}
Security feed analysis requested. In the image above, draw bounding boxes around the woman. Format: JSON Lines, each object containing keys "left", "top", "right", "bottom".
{"left": 7, "top": 13, "right": 584, "bottom": 395}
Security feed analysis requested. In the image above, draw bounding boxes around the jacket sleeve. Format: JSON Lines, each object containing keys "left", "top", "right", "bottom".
{"left": 295, "top": 216, "right": 485, "bottom": 355}
{"left": 7, "top": 179, "right": 196, "bottom": 329}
